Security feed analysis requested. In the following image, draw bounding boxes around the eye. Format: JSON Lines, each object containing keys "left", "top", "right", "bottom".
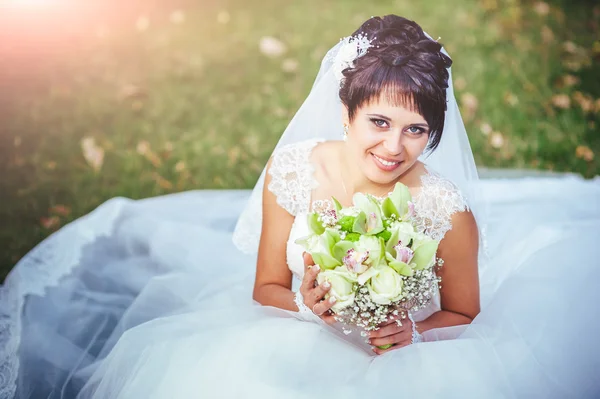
{"left": 406, "top": 126, "right": 426, "bottom": 135}
{"left": 370, "top": 118, "right": 389, "bottom": 129}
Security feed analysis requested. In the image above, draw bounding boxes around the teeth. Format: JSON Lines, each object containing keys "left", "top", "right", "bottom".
{"left": 374, "top": 155, "right": 399, "bottom": 167}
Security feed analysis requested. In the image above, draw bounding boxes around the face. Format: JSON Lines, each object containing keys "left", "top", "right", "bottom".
{"left": 343, "top": 95, "right": 430, "bottom": 186}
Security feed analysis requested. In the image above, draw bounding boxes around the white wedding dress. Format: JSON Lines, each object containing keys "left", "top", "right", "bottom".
{"left": 2, "top": 139, "right": 600, "bottom": 399}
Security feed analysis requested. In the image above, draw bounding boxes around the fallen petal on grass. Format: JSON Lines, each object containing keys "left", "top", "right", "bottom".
{"left": 40, "top": 216, "right": 60, "bottom": 230}
{"left": 259, "top": 36, "right": 287, "bottom": 58}
{"left": 80, "top": 137, "right": 104, "bottom": 172}
{"left": 576, "top": 146, "right": 594, "bottom": 162}
{"left": 551, "top": 94, "right": 571, "bottom": 109}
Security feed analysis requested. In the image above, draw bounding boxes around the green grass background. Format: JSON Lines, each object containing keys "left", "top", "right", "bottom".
{"left": 1, "top": 0, "right": 598, "bottom": 279}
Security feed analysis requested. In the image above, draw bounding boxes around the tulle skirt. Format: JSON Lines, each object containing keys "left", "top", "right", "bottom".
{"left": 2, "top": 177, "right": 600, "bottom": 399}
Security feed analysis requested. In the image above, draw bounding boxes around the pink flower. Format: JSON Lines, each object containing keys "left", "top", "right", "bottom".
{"left": 394, "top": 243, "right": 414, "bottom": 264}
{"left": 343, "top": 248, "right": 369, "bottom": 274}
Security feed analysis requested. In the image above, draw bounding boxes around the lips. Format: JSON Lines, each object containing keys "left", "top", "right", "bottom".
{"left": 371, "top": 153, "right": 402, "bottom": 172}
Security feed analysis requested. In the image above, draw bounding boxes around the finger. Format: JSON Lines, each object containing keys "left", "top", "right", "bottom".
{"left": 303, "top": 252, "right": 315, "bottom": 272}
{"left": 300, "top": 264, "right": 320, "bottom": 293}
{"left": 312, "top": 296, "right": 336, "bottom": 316}
{"left": 369, "top": 322, "right": 407, "bottom": 339}
{"left": 369, "top": 331, "right": 410, "bottom": 347}
{"left": 309, "top": 280, "right": 331, "bottom": 303}
{"left": 378, "top": 313, "right": 406, "bottom": 327}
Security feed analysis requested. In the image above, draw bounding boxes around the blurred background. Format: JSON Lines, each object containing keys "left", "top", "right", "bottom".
{"left": 0, "top": 0, "right": 598, "bottom": 279}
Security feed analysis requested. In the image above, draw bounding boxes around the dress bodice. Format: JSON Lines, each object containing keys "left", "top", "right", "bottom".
{"left": 268, "top": 139, "right": 469, "bottom": 321}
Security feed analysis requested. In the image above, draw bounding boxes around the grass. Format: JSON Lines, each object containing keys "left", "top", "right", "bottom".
{"left": 1, "top": 0, "right": 599, "bottom": 279}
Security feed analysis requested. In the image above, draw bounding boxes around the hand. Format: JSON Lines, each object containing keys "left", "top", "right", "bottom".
{"left": 368, "top": 313, "right": 414, "bottom": 355}
{"left": 300, "top": 252, "right": 337, "bottom": 325}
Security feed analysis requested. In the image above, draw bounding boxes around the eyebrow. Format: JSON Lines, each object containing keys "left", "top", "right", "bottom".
{"left": 366, "top": 113, "right": 392, "bottom": 122}
{"left": 366, "top": 113, "right": 429, "bottom": 128}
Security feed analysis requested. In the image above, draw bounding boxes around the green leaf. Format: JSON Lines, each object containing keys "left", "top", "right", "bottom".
{"left": 333, "top": 241, "right": 354, "bottom": 262}
{"left": 339, "top": 216, "right": 356, "bottom": 232}
{"left": 377, "top": 344, "right": 393, "bottom": 350}
{"left": 312, "top": 252, "right": 342, "bottom": 270}
{"left": 346, "top": 233, "right": 361, "bottom": 242}
{"left": 307, "top": 213, "right": 325, "bottom": 235}
{"left": 375, "top": 229, "right": 392, "bottom": 242}
{"left": 411, "top": 240, "right": 439, "bottom": 270}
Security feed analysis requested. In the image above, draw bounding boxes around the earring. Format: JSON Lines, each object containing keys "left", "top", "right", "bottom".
{"left": 343, "top": 124, "right": 349, "bottom": 141}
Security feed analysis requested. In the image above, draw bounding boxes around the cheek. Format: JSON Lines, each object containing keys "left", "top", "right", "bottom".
{"left": 405, "top": 136, "right": 429, "bottom": 158}
{"left": 351, "top": 123, "right": 380, "bottom": 150}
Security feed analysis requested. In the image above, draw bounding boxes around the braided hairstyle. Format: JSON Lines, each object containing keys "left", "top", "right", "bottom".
{"left": 339, "top": 15, "right": 453, "bottom": 152}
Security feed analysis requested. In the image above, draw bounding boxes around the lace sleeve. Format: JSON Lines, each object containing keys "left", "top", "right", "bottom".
{"left": 267, "top": 140, "right": 322, "bottom": 216}
{"left": 413, "top": 172, "right": 469, "bottom": 241}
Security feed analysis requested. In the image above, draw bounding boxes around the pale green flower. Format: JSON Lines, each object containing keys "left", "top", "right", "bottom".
{"left": 410, "top": 233, "right": 439, "bottom": 270}
{"left": 381, "top": 182, "right": 412, "bottom": 219}
{"left": 351, "top": 193, "right": 384, "bottom": 235}
{"left": 386, "top": 221, "right": 415, "bottom": 255}
{"left": 295, "top": 228, "right": 342, "bottom": 270}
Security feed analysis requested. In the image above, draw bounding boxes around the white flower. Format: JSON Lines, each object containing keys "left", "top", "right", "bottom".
{"left": 332, "top": 34, "right": 373, "bottom": 83}
{"left": 332, "top": 38, "right": 359, "bottom": 82}
{"left": 367, "top": 265, "right": 404, "bottom": 305}
{"left": 317, "top": 267, "right": 357, "bottom": 312}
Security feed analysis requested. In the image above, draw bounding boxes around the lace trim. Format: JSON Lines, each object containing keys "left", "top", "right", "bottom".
{"left": 0, "top": 198, "right": 130, "bottom": 399}
{"left": 267, "top": 140, "right": 323, "bottom": 216}
{"left": 293, "top": 290, "right": 322, "bottom": 324}
{"left": 413, "top": 172, "right": 469, "bottom": 241}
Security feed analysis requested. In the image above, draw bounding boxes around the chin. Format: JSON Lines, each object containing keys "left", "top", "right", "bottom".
{"left": 362, "top": 164, "right": 402, "bottom": 186}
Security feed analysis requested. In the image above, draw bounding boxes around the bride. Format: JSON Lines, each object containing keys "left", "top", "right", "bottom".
{"left": 2, "top": 14, "right": 599, "bottom": 399}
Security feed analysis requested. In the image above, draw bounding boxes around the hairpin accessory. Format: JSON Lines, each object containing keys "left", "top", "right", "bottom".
{"left": 332, "top": 33, "right": 373, "bottom": 84}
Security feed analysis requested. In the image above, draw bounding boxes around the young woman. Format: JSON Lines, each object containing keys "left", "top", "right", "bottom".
{"left": 2, "top": 15, "right": 599, "bottom": 399}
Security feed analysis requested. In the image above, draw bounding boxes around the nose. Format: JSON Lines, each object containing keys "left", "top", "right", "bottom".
{"left": 382, "top": 132, "right": 404, "bottom": 156}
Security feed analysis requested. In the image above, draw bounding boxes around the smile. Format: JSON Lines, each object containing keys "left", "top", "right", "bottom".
{"left": 371, "top": 153, "right": 402, "bottom": 171}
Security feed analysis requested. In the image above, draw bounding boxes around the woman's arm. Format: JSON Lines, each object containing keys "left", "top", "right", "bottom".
{"left": 252, "top": 158, "right": 298, "bottom": 311}
{"left": 417, "top": 209, "right": 481, "bottom": 333}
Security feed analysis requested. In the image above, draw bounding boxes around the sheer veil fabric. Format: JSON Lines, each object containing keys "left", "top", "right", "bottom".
{"left": 1, "top": 24, "right": 600, "bottom": 399}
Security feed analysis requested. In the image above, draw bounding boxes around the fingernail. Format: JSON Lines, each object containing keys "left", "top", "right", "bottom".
{"left": 323, "top": 281, "right": 331, "bottom": 288}
{"left": 329, "top": 297, "right": 337, "bottom": 304}
{"left": 313, "top": 264, "right": 320, "bottom": 272}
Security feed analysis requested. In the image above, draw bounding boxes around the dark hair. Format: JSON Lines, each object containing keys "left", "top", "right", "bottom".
{"left": 339, "top": 15, "right": 453, "bottom": 152}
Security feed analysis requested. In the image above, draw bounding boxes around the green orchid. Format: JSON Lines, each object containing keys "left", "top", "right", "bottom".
{"left": 385, "top": 221, "right": 416, "bottom": 256}
{"left": 385, "top": 252, "right": 414, "bottom": 277}
{"left": 307, "top": 212, "right": 325, "bottom": 235}
{"left": 295, "top": 228, "right": 342, "bottom": 270}
{"left": 410, "top": 236, "right": 439, "bottom": 270}
{"left": 351, "top": 193, "right": 384, "bottom": 235}
{"left": 381, "top": 182, "right": 412, "bottom": 220}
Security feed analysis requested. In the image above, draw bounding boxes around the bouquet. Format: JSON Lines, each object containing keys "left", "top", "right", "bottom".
{"left": 296, "top": 183, "right": 442, "bottom": 347}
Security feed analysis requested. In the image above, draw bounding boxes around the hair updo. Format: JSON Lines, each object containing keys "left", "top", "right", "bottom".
{"left": 339, "top": 15, "right": 453, "bottom": 152}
